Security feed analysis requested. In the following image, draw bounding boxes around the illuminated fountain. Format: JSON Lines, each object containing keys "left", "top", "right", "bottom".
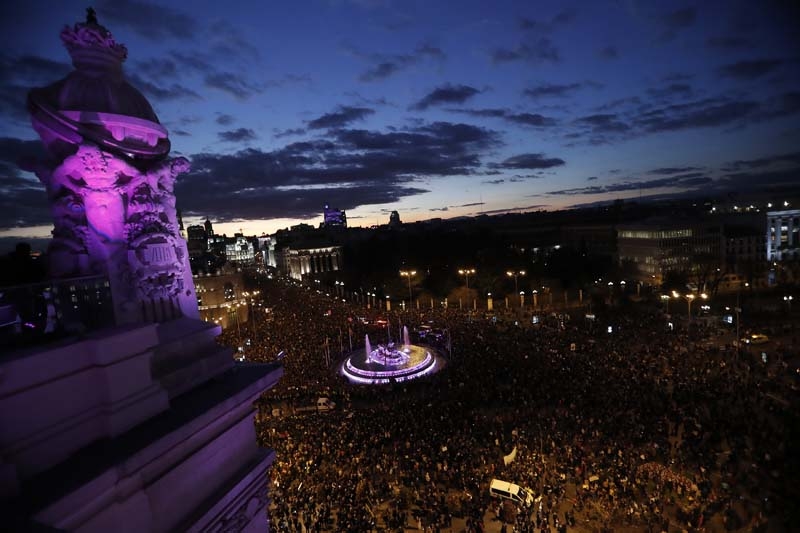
{"left": 341, "top": 326, "right": 444, "bottom": 384}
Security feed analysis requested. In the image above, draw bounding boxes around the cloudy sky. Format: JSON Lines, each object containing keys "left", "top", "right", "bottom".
{"left": 0, "top": 0, "right": 798, "bottom": 247}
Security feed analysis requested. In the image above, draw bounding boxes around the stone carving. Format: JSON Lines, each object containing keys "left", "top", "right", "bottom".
{"left": 26, "top": 11, "right": 199, "bottom": 323}
{"left": 60, "top": 9, "right": 128, "bottom": 64}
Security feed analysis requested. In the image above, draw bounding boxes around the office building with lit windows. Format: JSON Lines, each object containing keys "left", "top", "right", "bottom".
{"left": 617, "top": 218, "right": 723, "bottom": 285}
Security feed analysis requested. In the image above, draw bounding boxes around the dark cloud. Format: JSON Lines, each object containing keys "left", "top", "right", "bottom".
{"left": 415, "top": 43, "right": 446, "bottom": 61}
{"left": 307, "top": 106, "right": 375, "bottom": 129}
{"left": 542, "top": 173, "right": 711, "bottom": 197}
{"left": 127, "top": 73, "right": 201, "bottom": 102}
{"left": 450, "top": 108, "right": 557, "bottom": 128}
{"left": 707, "top": 36, "right": 752, "bottom": 49}
{"left": 204, "top": 72, "right": 261, "bottom": 100}
{"left": 587, "top": 176, "right": 598, "bottom": 181}
{"left": 663, "top": 73, "right": 694, "bottom": 82}
{"left": 0, "top": 137, "right": 50, "bottom": 229}
{"left": 216, "top": 114, "right": 235, "bottom": 126}
{"left": 133, "top": 57, "right": 179, "bottom": 81}
{"left": 523, "top": 81, "right": 601, "bottom": 99}
{"left": 646, "top": 83, "right": 693, "bottom": 100}
{"left": 274, "top": 128, "right": 306, "bottom": 139}
{"left": 96, "top": 0, "right": 197, "bottom": 40}
{"left": 491, "top": 39, "right": 559, "bottom": 64}
{"left": 493, "top": 153, "right": 565, "bottom": 170}
{"left": 169, "top": 51, "right": 214, "bottom": 75}
{"left": 357, "top": 43, "right": 445, "bottom": 82}
{"left": 208, "top": 19, "right": 261, "bottom": 61}
{"left": 519, "top": 9, "right": 576, "bottom": 32}
{"left": 482, "top": 178, "right": 505, "bottom": 185}
{"left": 506, "top": 113, "right": 558, "bottom": 127}
{"left": 479, "top": 204, "right": 548, "bottom": 215}
{"left": 762, "top": 92, "right": 800, "bottom": 119}
{"left": 598, "top": 46, "right": 618, "bottom": 59}
{"left": 635, "top": 97, "right": 758, "bottom": 132}
{"left": 575, "top": 114, "right": 631, "bottom": 133}
{"left": 218, "top": 128, "right": 258, "bottom": 143}
{"left": 718, "top": 59, "right": 784, "bottom": 80}
{"left": 647, "top": 166, "right": 704, "bottom": 175}
{"left": 657, "top": 7, "right": 696, "bottom": 42}
{"left": 722, "top": 151, "right": 800, "bottom": 172}
{"left": 175, "top": 121, "right": 499, "bottom": 222}
{"left": 0, "top": 53, "right": 71, "bottom": 122}
{"left": 411, "top": 84, "right": 481, "bottom": 110}
{"left": 360, "top": 62, "right": 402, "bottom": 82}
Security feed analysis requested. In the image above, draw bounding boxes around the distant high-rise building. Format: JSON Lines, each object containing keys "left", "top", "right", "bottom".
{"left": 323, "top": 204, "right": 347, "bottom": 227}
{"left": 186, "top": 224, "right": 208, "bottom": 258}
{"left": 204, "top": 217, "right": 214, "bottom": 237}
{"left": 389, "top": 210, "right": 401, "bottom": 227}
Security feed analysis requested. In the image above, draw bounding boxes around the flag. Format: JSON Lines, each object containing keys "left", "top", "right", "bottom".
{"left": 503, "top": 446, "right": 517, "bottom": 465}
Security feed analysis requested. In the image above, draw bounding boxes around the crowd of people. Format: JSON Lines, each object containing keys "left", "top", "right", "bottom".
{"left": 217, "top": 274, "right": 797, "bottom": 532}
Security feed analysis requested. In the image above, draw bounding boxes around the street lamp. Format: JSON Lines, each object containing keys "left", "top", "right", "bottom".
{"left": 506, "top": 270, "right": 526, "bottom": 294}
{"left": 400, "top": 270, "right": 416, "bottom": 303}
{"left": 674, "top": 292, "right": 708, "bottom": 317}
{"left": 660, "top": 294, "right": 670, "bottom": 314}
{"left": 519, "top": 290, "right": 525, "bottom": 308}
{"left": 784, "top": 295, "right": 793, "bottom": 312}
{"left": 458, "top": 268, "right": 476, "bottom": 289}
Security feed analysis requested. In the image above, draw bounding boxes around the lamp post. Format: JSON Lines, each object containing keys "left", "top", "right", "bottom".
{"left": 674, "top": 291, "right": 708, "bottom": 318}
{"left": 660, "top": 294, "right": 670, "bottom": 314}
{"left": 506, "top": 270, "right": 526, "bottom": 294}
{"left": 519, "top": 290, "right": 525, "bottom": 309}
{"left": 400, "top": 270, "right": 416, "bottom": 304}
{"left": 533, "top": 289, "right": 538, "bottom": 309}
{"left": 458, "top": 268, "right": 476, "bottom": 290}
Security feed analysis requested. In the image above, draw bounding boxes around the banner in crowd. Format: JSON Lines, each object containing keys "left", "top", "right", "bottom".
{"left": 503, "top": 446, "right": 517, "bottom": 465}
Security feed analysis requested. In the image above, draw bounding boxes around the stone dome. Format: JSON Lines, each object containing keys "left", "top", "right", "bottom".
{"left": 36, "top": 71, "right": 160, "bottom": 124}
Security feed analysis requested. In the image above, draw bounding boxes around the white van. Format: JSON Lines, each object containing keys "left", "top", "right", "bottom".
{"left": 489, "top": 479, "right": 534, "bottom": 507}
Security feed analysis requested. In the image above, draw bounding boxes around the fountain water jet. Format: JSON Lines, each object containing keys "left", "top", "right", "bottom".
{"left": 341, "top": 326, "right": 445, "bottom": 385}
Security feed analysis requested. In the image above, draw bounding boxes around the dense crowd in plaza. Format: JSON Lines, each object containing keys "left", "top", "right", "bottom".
{"left": 218, "top": 275, "right": 797, "bottom": 532}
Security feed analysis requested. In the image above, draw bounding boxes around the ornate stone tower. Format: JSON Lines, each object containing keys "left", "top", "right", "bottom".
{"left": 26, "top": 8, "right": 197, "bottom": 324}
{"left": 0, "top": 10, "right": 282, "bottom": 532}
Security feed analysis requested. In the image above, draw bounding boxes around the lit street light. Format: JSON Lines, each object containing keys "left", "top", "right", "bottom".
{"left": 400, "top": 270, "right": 416, "bottom": 303}
{"left": 506, "top": 270, "right": 526, "bottom": 294}
{"left": 458, "top": 268, "right": 476, "bottom": 289}
{"left": 673, "top": 292, "right": 708, "bottom": 318}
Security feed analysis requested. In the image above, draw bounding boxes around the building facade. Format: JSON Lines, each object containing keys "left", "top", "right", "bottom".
{"left": 766, "top": 209, "right": 800, "bottom": 261}
{"left": 277, "top": 245, "right": 343, "bottom": 280}
{"left": 617, "top": 218, "right": 723, "bottom": 285}
{"left": 225, "top": 234, "right": 256, "bottom": 265}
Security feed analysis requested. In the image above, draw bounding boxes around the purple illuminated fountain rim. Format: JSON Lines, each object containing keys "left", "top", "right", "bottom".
{"left": 340, "top": 343, "right": 444, "bottom": 385}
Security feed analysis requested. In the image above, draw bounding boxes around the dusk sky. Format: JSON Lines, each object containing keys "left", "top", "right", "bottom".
{"left": 1, "top": 0, "right": 799, "bottom": 248}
